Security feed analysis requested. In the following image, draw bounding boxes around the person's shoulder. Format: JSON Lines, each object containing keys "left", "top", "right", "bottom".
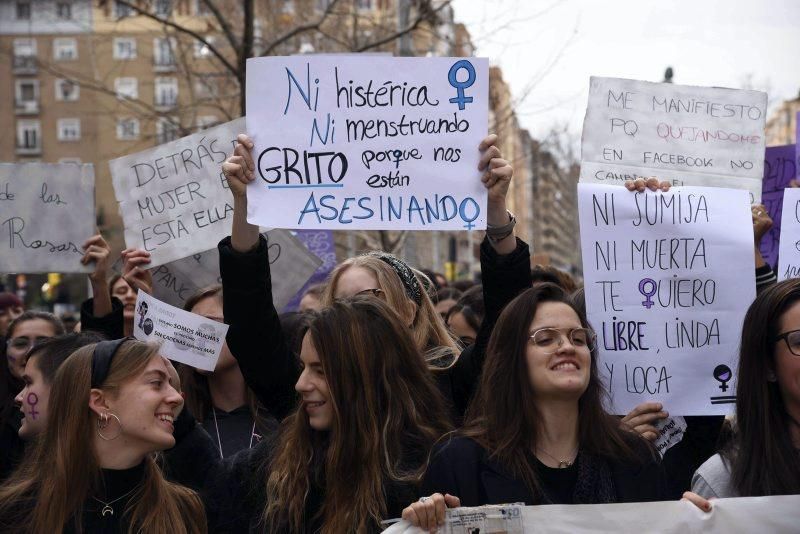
{"left": 432, "top": 435, "right": 487, "bottom": 462}
{"left": 692, "top": 453, "right": 735, "bottom": 498}
{"left": 617, "top": 429, "right": 660, "bottom": 463}
{"left": 695, "top": 453, "right": 730, "bottom": 479}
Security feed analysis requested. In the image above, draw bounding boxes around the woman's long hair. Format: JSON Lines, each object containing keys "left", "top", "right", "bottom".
{"left": 178, "top": 285, "right": 270, "bottom": 433}
{"left": 322, "top": 255, "right": 460, "bottom": 369}
{"left": 0, "top": 341, "right": 206, "bottom": 533}
{"left": 461, "top": 284, "right": 642, "bottom": 501}
{"left": 264, "top": 297, "right": 451, "bottom": 533}
{"left": 723, "top": 278, "right": 800, "bottom": 495}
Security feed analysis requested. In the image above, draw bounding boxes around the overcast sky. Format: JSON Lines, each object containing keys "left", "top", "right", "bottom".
{"left": 452, "top": 0, "right": 800, "bottom": 142}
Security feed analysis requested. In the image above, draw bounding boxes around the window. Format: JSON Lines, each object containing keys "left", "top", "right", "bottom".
{"left": 15, "top": 80, "right": 39, "bottom": 104}
{"left": 154, "top": 0, "right": 172, "bottom": 17}
{"left": 57, "top": 119, "right": 81, "bottom": 141}
{"left": 194, "top": 0, "right": 210, "bottom": 15}
{"left": 55, "top": 79, "right": 79, "bottom": 101}
{"left": 153, "top": 37, "right": 176, "bottom": 69}
{"left": 316, "top": 0, "right": 333, "bottom": 10}
{"left": 114, "top": 77, "right": 138, "bottom": 99}
{"left": 281, "top": 0, "right": 293, "bottom": 14}
{"left": 115, "top": 0, "right": 134, "bottom": 18}
{"left": 156, "top": 117, "right": 180, "bottom": 144}
{"left": 16, "top": 1, "right": 31, "bottom": 19}
{"left": 356, "top": 0, "right": 372, "bottom": 10}
{"left": 53, "top": 38, "right": 78, "bottom": 61}
{"left": 196, "top": 115, "right": 218, "bottom": 130}
{"left": 58, "top": 157, "right": 82, "bottom": 165}
{"left": 16, "top": 120, "right": 41, "bottom": 150}
{"left": 56, "top": 1, "right": 72, "bottom": 19}
{"left": 113, "top": 37, "right": 137, "bottom": 60}
{"left": 154, "top": 77, "right": 178, "bottom": 108}
{"left": 13, "top": 38, "right": 37, "bottom": 71}
{"left": 193, "top": 36, "right": 215, "bottom": 58}
{"left": 117, "top": 118, "right": 140, "bottom": 140}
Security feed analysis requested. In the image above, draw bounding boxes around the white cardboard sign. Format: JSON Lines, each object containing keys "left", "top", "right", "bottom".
{"left": 245, "top": 55, "right": 489, "bottom": 231}
{"left": 777, "top": 188, "right": 800, "bottom": 281}
{"left": 133, "top": 290, "right": 228, "bottom": 371}
{"left": 578, "top": 184, "right": 755, "bottom": 415}
{"left": 580, "top": 77, "right": 767, "bottom": 202}
{"left": 653, "top": 416, "right": 687, "bottom": 458}
{"left": 0, "top": 163, "right": 95, "bottom": 274}
{"left": 109, "top": 118, "right": 246, "bottom": 267}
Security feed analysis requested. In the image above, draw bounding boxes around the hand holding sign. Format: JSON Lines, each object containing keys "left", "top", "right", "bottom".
{"left": 122, "top": 248, "right": 154, "bottom": 295}
{"left": 81, "top": 234, "right": 112, "bottom": 284}
{"left": 221, "top": 133, "right": 257, "bottom": 198}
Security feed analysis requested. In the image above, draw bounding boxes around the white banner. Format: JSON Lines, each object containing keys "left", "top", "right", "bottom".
{"left": 133, "top": 291, "right": 228, "bottom": 371}
{"left": 777, "top": 188, "right": 800, "bottom": 280}
{"left": 578, "top": 184, "right": 755, "bottom": 415}
{"left": 580, "top": 77, "right": 767, "bottom": 202}
{"left": 109, "top": 118, "right": 246, "bottom": 267}
{"left": 149, "top": 229, "right": 322, "bottom": 309}
{"left": 245, "top": 55, "right": 489, "bottom": 230}
{"left": 0, "top": 163, "right": 95, "bottom": 273}
{"left": 383, "top": 496, "right": 800, "bottom": 533}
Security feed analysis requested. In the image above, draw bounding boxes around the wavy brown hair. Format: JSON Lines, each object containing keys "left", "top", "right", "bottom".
{"left": 263, "top": 297, "right": 451, "bottom": 533}
{"left": 461, "top": 284, "right": 643, "bottom": 501}
{"left": 0, "top": 341, "right": 206, "bottom": 533}
{"left": 723, "top": 278, "right": 800, "bottom": 495}
{"left": 322, "top": 255, "right": 460, "bottom": 369}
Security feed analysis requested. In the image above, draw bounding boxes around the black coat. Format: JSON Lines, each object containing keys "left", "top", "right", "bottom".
{"left": 218, "top": 234, "right": 532, "bottom": 424}
{"left": 421, "top": 436, "right": 670, "bottom": 506}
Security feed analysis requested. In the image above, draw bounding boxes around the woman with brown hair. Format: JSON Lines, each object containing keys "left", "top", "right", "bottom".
{"left": 203, "top": 297, "right": 451, "bottom": 532}
{"left": 687, "top": 278, "right": 800, "bottom": 507}
{"left": 0, "top": 338, "right": 206, "bottom": 533}
{"left": 403, "top": 284, "right": 667, "bottom": 529}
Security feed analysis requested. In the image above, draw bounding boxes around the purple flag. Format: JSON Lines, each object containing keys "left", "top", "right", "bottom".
{"left": 283, "top": 230, "right": 337, "bottom": 312}
{"left": 761, "top": 144, "right": 797, "bottom": 268}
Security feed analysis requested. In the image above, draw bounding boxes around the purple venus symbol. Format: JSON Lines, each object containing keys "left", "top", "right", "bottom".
{"left": 638, "top": 278, "right": 657, "bottom": 309}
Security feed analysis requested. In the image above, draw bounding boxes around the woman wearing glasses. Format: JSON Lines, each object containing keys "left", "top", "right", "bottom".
{"left": 686, "top": 279, "right": 800, "bottom": 507}
{"left": 402, "top": 284, "right": 668, "bottom": 529}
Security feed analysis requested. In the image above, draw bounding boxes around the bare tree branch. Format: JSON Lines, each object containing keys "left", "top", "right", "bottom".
{"left": 199, "top": 0, "right": 240, "bottom": 52}
{"left": 355, "top": 0, "right": 452, "bottom": 53}
{"left": 260, "top": 0, "right": 344, "bottom": 57}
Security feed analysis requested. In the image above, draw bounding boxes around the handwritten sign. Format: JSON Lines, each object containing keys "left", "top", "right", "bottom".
{"left": 383, "top": 496, "right": 800, "bottom": 534}
{"left": 284, "top": 229, "right": 336, "bottom": 311}
{"left": 149, "top": 229, "right": 322, "bottom": 309}
{"left": 109, "top": 118, "right": 246, "bottom": 266}
{"left": 777, "top": 188, "right": 800, "bottom": 281}
{"left": 244, "top": 55, "right": 489, "bottom": 230}
{"left": 653, "top": 416, "right": 687, "bottom": 458}
{"left": 580, "top": 77, "right": 767, "bottom": 202}
{"left": 0, "top": 163, "right": 95, "bottom": 274}
{"left": 133, "top": 290, "right": 228, "bottom": 371}
{"left": 578, "top": 184, "right": 755, "bottom": 415}
{"left": 760, "top": 145, "right": 797, "bottom": 267}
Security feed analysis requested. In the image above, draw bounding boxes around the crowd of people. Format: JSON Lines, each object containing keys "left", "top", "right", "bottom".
{"left": 0, "top": 133, "right": 797, "bottom": 533}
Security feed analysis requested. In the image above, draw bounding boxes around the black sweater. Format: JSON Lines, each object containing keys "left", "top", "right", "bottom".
{"left": 218, "top": 234, "right": 532, "bottom": 423}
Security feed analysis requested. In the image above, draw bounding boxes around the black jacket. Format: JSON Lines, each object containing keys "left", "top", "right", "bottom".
{"left": 218, "top": 234, "right": 532, "bottom": 423}
{"left": 421, "top": 436, "right": 669, "bottom": 506}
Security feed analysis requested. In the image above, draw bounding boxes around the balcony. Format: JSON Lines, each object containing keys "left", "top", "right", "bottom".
{"left": 154, "top": 97, "right": 177, "bottom": 111}
{"left": 16, "top": 144, "right": 42, "bottom": 156}
{"left": 15, "top": 100, "right": 39, "bottom": 115}
{"left": 153, "top": 57, "right": 176, "bottom": 72}
{"left": 12, "top": 55, "right": 37, "bottom": 74}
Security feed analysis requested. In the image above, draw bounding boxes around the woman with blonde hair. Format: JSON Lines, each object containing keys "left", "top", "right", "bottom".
{"left": 0, "top": 338, "right": 206, "bottom": 533}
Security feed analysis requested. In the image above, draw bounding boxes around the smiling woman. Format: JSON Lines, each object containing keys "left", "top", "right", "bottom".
{"left": 0, "top": 339, "right": 206, "bottom": 534}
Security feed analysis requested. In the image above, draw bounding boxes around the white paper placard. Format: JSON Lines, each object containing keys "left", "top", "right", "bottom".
{"left": 245, "top": 55, "right": 489, "bottom": 230}
{"left": 133, "top": 290, "right": 228, "bottom": 371}
{"left": 383, "top": 496, "right": 800, "bottom": 533}
{"left": 580, "top": 77, "right": 767, "bottom": 202}
{"left": 578, "top": 184, "right": 755, "bottom": 415}
{"left": 777, "top": 188, "right": 800, "bottom": 281}
{"left": 149, "top": 229, "right": 322, "bottom": 309}
{"left": 109, "top": 118, "right": 246, "bottom": 267}
{"left": 653, "top": 416, "right": 687, "bottom": 458}
{"left": 0, "top": 163, "right": 95, "bottom": 273}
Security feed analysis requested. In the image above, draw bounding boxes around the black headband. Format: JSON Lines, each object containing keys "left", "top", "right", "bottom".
{"left": 367, "top": 252, "right": 423, "bottom": 306}
{"left": 91, "top": 338, "right": 130, "bottom": 388}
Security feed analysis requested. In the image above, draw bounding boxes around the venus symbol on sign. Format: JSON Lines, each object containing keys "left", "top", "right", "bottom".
{"left": 447, "top": 60, "right": 476, "bottom": 110}
{"left": 638, "top": 278, "right": 657, "bottom": 309}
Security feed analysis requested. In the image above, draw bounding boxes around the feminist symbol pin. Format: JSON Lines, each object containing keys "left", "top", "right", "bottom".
{"left": 447, "top": 60, "right": 476, "bottom": 110}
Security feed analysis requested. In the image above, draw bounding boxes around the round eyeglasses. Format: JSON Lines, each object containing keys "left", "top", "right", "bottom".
{"left": 529, "top": 327, "right": 596, "bottom": 353}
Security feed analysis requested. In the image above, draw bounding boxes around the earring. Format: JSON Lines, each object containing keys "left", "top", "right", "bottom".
{"left": 97, "top": 412, "right": 123, "bottom": 441}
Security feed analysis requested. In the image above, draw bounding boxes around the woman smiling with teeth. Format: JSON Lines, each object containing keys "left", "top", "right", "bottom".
{"left": 402, "top": 284, "right": 669, "bottom": 531}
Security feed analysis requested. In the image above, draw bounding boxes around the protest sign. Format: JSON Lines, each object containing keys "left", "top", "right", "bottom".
{"left": 578, "top": 184, "right": 755, "bottom": 415}
{"left": 383, "top": 496, "right": 800, "bottom": 533}
{"left": 653, "top": 416, "right": 687, "bottom": 458}
{"left": 580, "top": 77, "right": 767, "bottom": 202}
{"left": 109, "top": 118, "right": 246, "bottom": 267}
{"left": 777, "top": 188, "right": 800, "bottom": 281}
{"left": 0, "top": 163, "right": 95, "bottom": 274}
{"left": 149, "top": 229, "right": 322, "bottom": 309}
{"left": 284, "top": 229, "right": 337, "bottom": 311}
{"left": 133, "top": 290, "right": 228, "bottom": 371}
{"left": 244, "top": 55, "right": 489, "bottom": 231}
{"left": 760, "top": 145, "right": 797, "bottom": 268}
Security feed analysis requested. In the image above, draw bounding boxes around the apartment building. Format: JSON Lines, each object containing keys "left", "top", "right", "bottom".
{"left": 765, "top": 90, "right": 800, "bottom": 146}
